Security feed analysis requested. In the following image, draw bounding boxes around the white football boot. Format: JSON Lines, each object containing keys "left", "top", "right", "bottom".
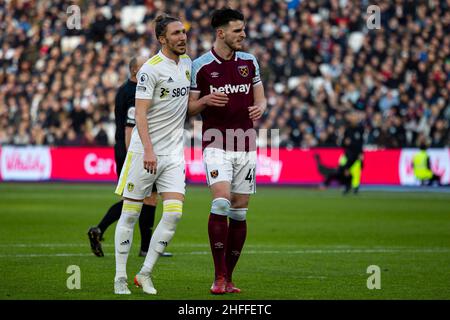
{"left": 114, "top": 277, "right": 131, "bottom": 295}
{"left": 134, "top": 273, "right": 157, "bottom": 295}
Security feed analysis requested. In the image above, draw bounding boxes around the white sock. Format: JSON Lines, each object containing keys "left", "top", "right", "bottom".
{"left": 114, "top": 200, "right": 142, "bottom": 281}
{"left": 140, "top": 200, "right": 183, "bottom": 275}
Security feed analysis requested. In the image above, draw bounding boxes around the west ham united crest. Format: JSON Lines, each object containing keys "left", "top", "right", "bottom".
{"left": 210, "top": 170, "right": 219, "bottom": 178}
{"left": 238, "top": 65, "right": 249, "bottom": 77}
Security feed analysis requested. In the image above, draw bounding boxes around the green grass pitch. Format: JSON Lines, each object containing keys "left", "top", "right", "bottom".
{"left": 0, "top": 183, "right": 449, "bottom": 300}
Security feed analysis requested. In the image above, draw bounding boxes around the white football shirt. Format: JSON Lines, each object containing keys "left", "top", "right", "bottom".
{"left": 129, "top": 50, "right": 191, "bottom": 156}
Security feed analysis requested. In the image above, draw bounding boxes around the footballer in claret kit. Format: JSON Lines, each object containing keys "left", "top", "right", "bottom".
{"left": 188, "top": 8, "right": 267, "bottom": 295}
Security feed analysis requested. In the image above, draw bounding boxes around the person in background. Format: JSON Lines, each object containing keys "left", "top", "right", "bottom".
{"left": 316, "top": 111, "right": 364, "bottom": 194}
{"left": 413, "top": 143, "right": 442, "bottom": 186}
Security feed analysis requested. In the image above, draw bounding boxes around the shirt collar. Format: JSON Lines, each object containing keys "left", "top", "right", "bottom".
{"left": 158, "top": 50, "right": 179, "bottom": 65}
{"left": 211, "top": 47, "right": 237, "bottom": 63}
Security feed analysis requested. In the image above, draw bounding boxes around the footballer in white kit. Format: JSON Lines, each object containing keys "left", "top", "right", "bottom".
{"left": 115, "top": 51, "right": 191, "bottom": 199}
{"left": 113, "top": 15, "right": 190, "bottom": 296}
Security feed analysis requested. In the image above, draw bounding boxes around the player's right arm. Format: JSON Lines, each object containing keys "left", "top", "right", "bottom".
{"left": 188, "top": 91, "right": 229, "bottom": 116}
{"left": 135, "top": 64, "right": 158, "bottom": 174}
{"left": 188, "top": 59, "right": 228, "bottom": 116}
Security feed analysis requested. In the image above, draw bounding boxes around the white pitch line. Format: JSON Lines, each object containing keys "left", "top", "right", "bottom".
{"left": 174, "top": 248, "right": 450, "bottom": 255}
{"left": 0, "top": 243, "right": 341, "bottom": 248}
{"left": 0, "top": 253, "right": 93, "bottom": 258}
{"left": 0, "top": 248, "right": 449, "bottom": 258}
{"left": 0, "top": 243, "right": 203, "bottom": 248}
{"left": 2, "top": 243, "right": 450, "bottom": 249}
{"left": 0, "top": 243, "right": 95, "bottom": 248}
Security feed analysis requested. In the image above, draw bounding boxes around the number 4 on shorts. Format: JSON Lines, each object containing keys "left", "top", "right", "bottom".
{"left": 245, "top": 168, "right": 256, "bottom": 183}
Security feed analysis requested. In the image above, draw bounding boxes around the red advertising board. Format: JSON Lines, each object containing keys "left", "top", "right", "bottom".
{"left": 50, "top": 147, "right": 116, "bottom": 181}
{"left": 1, "top": 146, "right": 449, "bottom": 185}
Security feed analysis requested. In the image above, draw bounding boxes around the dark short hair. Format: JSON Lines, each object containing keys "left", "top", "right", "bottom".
{"left": 211, "top": 8, "right": 244, "bottom": 29}
{"left": 154, "top": 14, "right": 179, "bottom": 39}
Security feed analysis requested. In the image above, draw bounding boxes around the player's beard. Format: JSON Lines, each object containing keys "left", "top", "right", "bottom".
{"left": 224, "top": 37, "right": 244, "bottom": 52}
{"left": 168, "top": 41, "right": 186, "bottom": 56}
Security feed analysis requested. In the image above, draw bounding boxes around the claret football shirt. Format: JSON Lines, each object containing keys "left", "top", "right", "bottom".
{"left": 191, "top": 48, "right": 262, "bottom": 151}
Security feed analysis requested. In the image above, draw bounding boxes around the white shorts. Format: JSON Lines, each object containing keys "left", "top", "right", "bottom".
{"left": 203, "top": 148, "right": 256, "bottom": 194}
{"left": 115, "top": 151, "right": 185, "bottom": 200}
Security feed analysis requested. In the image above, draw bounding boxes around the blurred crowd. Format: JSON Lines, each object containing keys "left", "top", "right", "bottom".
{"left": 0, "top": 0, "right": 449, "bottom": 148}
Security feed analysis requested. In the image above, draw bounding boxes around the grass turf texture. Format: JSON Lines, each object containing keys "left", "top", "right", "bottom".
{"left": 0, "top": 183, "right": 449, "bottom": 300}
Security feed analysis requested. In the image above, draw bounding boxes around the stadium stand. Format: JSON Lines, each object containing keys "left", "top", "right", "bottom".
{"left": 0, "top": 0, "right": 448, "bottom": 148}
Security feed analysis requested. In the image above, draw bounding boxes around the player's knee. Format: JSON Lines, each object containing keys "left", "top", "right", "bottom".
{"left": 161, "top": 212, "right": 183, "bottom": 232}
{"left": 119, "top": 212, "right": 139, "bottom": 227}
{"left": 229, "top": 208, "right": 247, "bottom": 221}
{"left": 230, "top": 197, "right": 249, "bottom": 209}
{"left": 162, "top": 200, "right": 183, "bottom": 226}
{"left": 211, "top": 197, "right": 231, "bottom": 216}
{"left": 120, "top": 203, "right": 140, "bottom": 228}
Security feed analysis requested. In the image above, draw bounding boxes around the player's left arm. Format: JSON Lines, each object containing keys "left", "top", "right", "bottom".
{"left": 249, "top": 83, "right": 267, "bottom": 121}
{"left": 248, "top": 56, "right": 267, "bottom": 121}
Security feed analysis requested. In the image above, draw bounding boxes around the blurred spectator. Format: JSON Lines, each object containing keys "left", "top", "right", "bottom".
{"left": 0, "top": 0, "right": 448, "bottom": 149}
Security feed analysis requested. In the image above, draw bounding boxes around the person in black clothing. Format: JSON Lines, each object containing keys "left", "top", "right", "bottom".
{"left": 88, "top": 56, "right": 172, "bottom": 258}
{"left": 316, "top": 111, "right": 364, "bottom": 194}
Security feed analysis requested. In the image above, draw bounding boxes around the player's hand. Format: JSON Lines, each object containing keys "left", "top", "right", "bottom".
{"left": 144, "top": 149, "right": 157, "bottom": 174}
{"left": 248, "top": 105, "right": 264, "bottom": 120}
{"left": 202, "top": 92, "right": 229, "bottom": 107}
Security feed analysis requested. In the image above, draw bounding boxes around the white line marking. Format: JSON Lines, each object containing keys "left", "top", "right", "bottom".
{"left": 3, "top": 243, "right": 450, "bottom": 249}
{"left": 175, "top": 248, "right": 450, "bottom": 255}
{"left": 0, "top": 248, "right": 449, "bottom": 258}
{"left": 0, "top": 253, "right": 93, "bottom": 258}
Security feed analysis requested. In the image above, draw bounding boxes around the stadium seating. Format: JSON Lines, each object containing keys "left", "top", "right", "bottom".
{"left": 0, "top": 0, "right": 448, "bottom": 148}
